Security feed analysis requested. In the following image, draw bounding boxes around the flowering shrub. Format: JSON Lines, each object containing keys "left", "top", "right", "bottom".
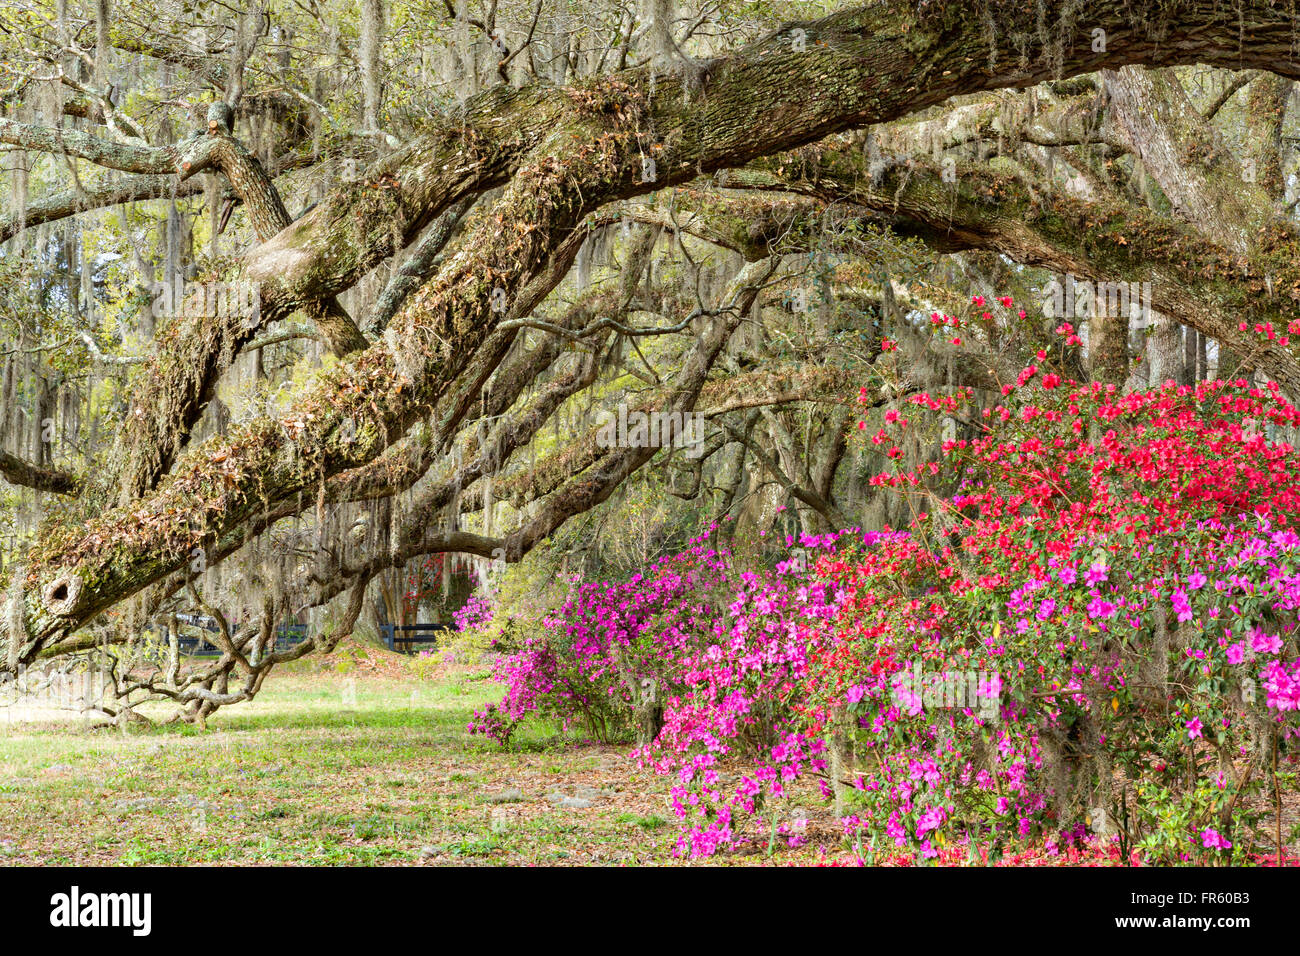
{"left": 469, "top": 538, "right": 843, "bottom": 756}
{"left": 453, "top": 594, "right": 494, "bottom": 633}
{"left": 814, "top": 303, "right": 1300, "bottom": 864}
{"left": 473, "top": 296, "right": 1300, "bottom": 863}
{"left": 634, "top": 537, "right": 849, "bottom": 856}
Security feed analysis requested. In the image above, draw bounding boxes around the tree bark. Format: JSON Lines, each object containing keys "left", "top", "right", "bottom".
{"left": 8, "top": 0, "right": 1300, "bottom": 666}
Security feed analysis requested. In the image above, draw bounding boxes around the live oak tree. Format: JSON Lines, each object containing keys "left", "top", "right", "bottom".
{"left": 1, "top": 0, "right": 1298, "bottom": 721}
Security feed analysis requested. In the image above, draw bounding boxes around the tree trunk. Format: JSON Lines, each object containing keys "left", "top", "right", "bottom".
{"left": 1091, "top": 311, "right": 1129, "bottom": 385}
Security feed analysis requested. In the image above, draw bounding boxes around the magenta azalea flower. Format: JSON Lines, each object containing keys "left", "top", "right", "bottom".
{"left": 1200, "top": 828, "right": 1232, "bottom": 850}
{"left": 1250, "top": 629, "right": 1282, "bottom": 655}
{"left": 1087, "top": 597, "right": 1117, "bottom": 619}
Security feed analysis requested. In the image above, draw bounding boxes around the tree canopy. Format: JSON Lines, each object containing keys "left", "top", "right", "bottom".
{"left": 1, "top": 0, "right": 1299, "bottom": 724}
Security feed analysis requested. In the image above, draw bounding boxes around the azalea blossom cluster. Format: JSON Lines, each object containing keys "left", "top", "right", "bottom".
{"left": 468, "top": 545, "right": 735, "bottom": 744}
{"left": 633, "top": 535, "right": 852, "bottom": 856}
{"left": 453, "top": 594, "right": 494, "bottom": 633}
{"left": 830, "top": 304, "right": 1300, "bottom": 860}
{"left": 469, "top": 294, "right": 1300, "bottom": 862}
{"left": 468, "top": 527, "right": 855, "bottom": 854}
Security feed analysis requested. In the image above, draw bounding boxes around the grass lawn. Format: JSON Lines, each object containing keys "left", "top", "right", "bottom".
{"left": 0, "top": 645, "right": 839, "bottom": 866}
{"left": 8, "top": 643, "right": 1291, "bottom": 866}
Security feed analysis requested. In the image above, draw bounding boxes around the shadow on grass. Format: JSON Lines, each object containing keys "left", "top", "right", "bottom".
{"left": 469, "top": 713, "right": 636, "bottom": 755}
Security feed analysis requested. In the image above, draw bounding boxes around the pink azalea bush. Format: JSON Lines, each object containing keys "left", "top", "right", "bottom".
{"left": 453, "top": 594, "right": 494, "bottom": 633}
{"left": 468, "top": 534, "right": 848, "bottom": 756}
